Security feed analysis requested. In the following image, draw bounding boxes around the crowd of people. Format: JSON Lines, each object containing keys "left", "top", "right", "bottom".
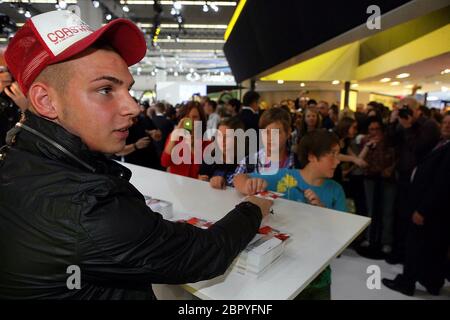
{"left": 1, "top": 8, "right": 448, "bottom": 301}
{"left": 2, "top": 60, "right": 449, "bottom": 298}
{"left": 99, "top": 91, "right": 449, "bottom": 298}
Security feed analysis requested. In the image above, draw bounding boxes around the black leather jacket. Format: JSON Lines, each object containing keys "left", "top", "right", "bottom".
{"left": 0, "top": 111, "right": 262, "bottom": 299}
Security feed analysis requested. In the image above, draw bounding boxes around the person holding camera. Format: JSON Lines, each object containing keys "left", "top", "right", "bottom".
{"left": 0, "top": 53, "right": 28, "bottom": 146}
{"left": 0, "top": 10, "right": 273, "bottom": 299}
{"left": 385, "top": 97, "right": 441, "bottom": 265}
{"left": 161, "top": 101, "right": 211, "bottom": 178}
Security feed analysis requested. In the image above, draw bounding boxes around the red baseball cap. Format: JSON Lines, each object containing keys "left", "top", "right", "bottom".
{"left": 5, "top": 10, "right": 147, "bottom": 95}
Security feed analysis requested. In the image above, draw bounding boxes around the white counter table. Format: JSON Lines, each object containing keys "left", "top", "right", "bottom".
{"left": 122, "top": 163, "right": 370, "bottom": 300}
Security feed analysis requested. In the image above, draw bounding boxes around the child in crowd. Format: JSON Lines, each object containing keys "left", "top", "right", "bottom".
{"left": 234, "top": 129, "right": 347, "bottom": 300}
{"left": 198, "top": 116, "right": 245, "bottom": 189}
{"left": 232, "top": 107, "right": 296, "bottom": 186}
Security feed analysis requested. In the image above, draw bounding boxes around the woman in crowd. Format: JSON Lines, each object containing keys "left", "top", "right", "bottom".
{"left": 333, "top": 117, "right": 368, "bottom": 216}
{"left": 333, "top": 117, "right": 368, "bottom": 182}
{"left": 161, "top": 101, "right": 209, "bottom": 178}
{"left": 291, "top": 107, "right": 322, "bottom": 153}
{"left": 356, "top": 116, "right": 397, "bottom": 259}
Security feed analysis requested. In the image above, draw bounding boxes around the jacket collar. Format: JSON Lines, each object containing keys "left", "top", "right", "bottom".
{"left": 11, "top": 110, "right": 131, "bottom": 180}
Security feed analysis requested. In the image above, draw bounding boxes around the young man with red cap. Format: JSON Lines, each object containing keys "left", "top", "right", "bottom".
{"left": 0, "top": 10, "right": 272, "bottom": 299}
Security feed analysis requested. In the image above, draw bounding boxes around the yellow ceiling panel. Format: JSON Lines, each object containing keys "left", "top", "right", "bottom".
{"left": 261, "top": 42, "right": 360, "bottom": 82}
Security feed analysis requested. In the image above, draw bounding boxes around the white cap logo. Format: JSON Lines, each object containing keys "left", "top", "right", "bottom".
{"left": 31, "top": 10, "right": 94, "bottom": 56}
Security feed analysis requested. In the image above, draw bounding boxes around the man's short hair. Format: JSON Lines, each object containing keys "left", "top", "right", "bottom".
{"left": 258, "top": 107, "right": 291, "bottom": 132}
{"left": 33, "top": 43, "right": 115, "bottom": 95}
{"left": 228, "top": 98, "right": 241, "bottom": 113}
{"left": 318, "top": 101, "right": 329, "bottom": 108}
{"left": 297, "top": 129, "right": 340, "bottom": 169}
{"left": 242, "top": 91, "right": 260, "bottom": 106}
{"left": 366, "top": 116, "right": 384, "bottom": 130}
{"left": 155, "top": 102, "right": 166, "bottom": 114}
{"left": 33, "top": 62, "right": 72, "bottom": 95}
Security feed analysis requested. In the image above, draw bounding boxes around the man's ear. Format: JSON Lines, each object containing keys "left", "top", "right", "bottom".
{"left": 27, "top": 82, "right": 59, "bottom": 120}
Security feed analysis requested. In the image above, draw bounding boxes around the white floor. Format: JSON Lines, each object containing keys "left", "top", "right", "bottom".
{"left": 330, "top": 249, "right": 450, "bottom": 300}
{"left": 153, "top": 249, "right": 450, "bottom": 300}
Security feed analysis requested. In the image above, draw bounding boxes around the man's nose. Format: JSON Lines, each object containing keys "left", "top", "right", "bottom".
{"left": 122, "top": 94, "right": 140, "bottom": 117}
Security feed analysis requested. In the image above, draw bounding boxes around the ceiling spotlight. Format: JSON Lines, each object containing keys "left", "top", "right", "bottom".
{"left": 210, "top": 4, "right": 219, "bottom": 12}
{"left": 170, "top": 8, "right": 176, "bottom": 15}
{"left": 17, "top": 7, "right": 25, "bottom": 15}
{"left": 58, "top": 0, "right": 68, "bottom": 10}
{"left": 380, "top": 77, "right": 391, "bottom": 83}
{"left": 92, "top": 0, "right": 100, "bottom": 9}
{"left": 300, "top": 82, "right": 305, "bottom": 87}
{"left": 390, "top": 81, "right": 400, "bottom": 86}
{"left": 331, "top": 80, "right": 340, "bottom": 85}
{"left": 173, "top": 1, "right": 182, "bottom": 10}
{"left": 441, "top": 68, "right": 450, "bottom": 75}
{"left": 351, "top": 83, "right": 359, "bottom": 88}
{"left": 396, "top": 73, "right": 410, "bottom": 79}
{"left": 277, "top": 80, "right": 284, "bottom": 84}
{"left": 24, "top": 11, "right": 31, "bottom": 18}
{"left": 203, "top": 4, "right": 209, "bottom": 12}
{"left": 151, "top": 71, "right": 156, "bottom": 76}
{"left": 174, "top": 71, "right": 179, "bottom": 77}
{"left": 122, "top": 5, "right": 130, "bottom": 13}
{"left": 167, "top": 35, "right": 171, "bottom": 40}
{"left": 106, "top": 14, "right": 112, "bottom": 21}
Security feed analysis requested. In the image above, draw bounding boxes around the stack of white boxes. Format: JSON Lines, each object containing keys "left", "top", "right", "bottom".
{"left": 231, "top": 233, "right": 285, "bottom": 278}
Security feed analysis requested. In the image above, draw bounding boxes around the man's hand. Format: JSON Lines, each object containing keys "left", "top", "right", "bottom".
{"left": 412, "top": 211, "right": 424, "bottom": 226}
{"left": 198, "top": 175, "right": 209, "bottom": 182}
{"left": 135, "top": 137, "right": 151, "bottom": 150}
{"left": 0, "top": 68, "right": 13, "bottom": 93}
{"left": 147, "top": 129, "right": 162, "bottom": 141}
{"left": 4, "top": 82, "right": 29, "bottom": 111}
{"left": 245, "top": 195, "right": 273, "bottom": 218}
{"left": 304, "top": 189, "right": 325, "bottom": 207}
{"left": 210, "top": 176, "right": 225, "bottom": 189}
{"left": 245, "top": 178, "right": 268, "bottom": 195}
